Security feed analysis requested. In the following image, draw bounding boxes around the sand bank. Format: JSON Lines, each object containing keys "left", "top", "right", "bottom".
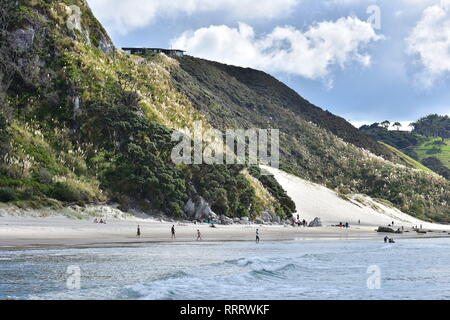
{"left": 0, "top": 213, "right": 449, "bottom": 248}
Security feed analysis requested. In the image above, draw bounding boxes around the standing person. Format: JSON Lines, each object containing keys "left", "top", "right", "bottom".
{"left": 256, "top": 229, "right": 260, "bottom": 243}
{"left": 137, "top": 225, "right": 141, "bottom": 238}
{"left": 196, "top": 229, "right": 202, "bottom": 241}
{"left": 171, "top": 225, "right": 176, "bottom": 239}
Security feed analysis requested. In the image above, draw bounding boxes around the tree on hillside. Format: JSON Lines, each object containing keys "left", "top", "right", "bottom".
{"left": 381, "top": 120, "right": 391, "bottom": 129}
{"left": 393, "top": 122, "right": 402, "bottom": 131}
{"left": 411, "top": 114, "right": 450, "bottom": 141}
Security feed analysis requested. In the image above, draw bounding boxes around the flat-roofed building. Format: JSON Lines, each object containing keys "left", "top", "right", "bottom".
{"left": 122, "top": 47, "right": 185, "bottom": 57}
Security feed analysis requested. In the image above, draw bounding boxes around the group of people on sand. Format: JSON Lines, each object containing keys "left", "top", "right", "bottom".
{"left": 338, "top": 222, "right": 349, "bottom": 228}
{"left": 384, "top": 236, "right": 395, "bottom": 243}
{"left": 136, "top": 224, "right": 261, "bottom": 243}
{"left": 293, "top": 219, "right": 308, "bottom": 227}
{"left": 93, "top": 218, "right": 107, "bottom": 224}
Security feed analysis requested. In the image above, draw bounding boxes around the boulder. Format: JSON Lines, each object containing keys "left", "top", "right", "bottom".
{"left": 308, "top": 217, "right": 322, "bottom": 227}
{"left": 233, "top": 217, "right": 241, "bottom": 223}
{"left": 254, "top": 218, "right": 264, "bottom": 225}
{"left": 220, "top": 215, "right": 234, "bottom": 225}
{"left": 240, "top": 217, "right": 250, "bottom": 225}
{"left": 261, "top": 211, "right": 272, "bottom": 222}
{"left": 184, "top": 198, "right": 196, "bottom": 216}
{"left": 377, "top": 226, "right": 395, "bottom": 233}
{"left": 183, "top": 197, "right": 217, "bottom": 220}
{"left": 273, "top": 215, "right": 281, "bottom": 224}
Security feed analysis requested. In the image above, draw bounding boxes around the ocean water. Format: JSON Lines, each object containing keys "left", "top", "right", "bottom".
{"left": 1, "top": 238, "right": 450, "bottom": 300}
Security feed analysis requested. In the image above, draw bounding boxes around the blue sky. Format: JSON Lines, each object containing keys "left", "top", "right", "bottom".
{"left": 88, "top": 0, "right": 450, "bottom": 129}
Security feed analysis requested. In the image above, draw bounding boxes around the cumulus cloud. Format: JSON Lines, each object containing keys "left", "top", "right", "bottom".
{"left": 171, "top": 18, "right": 382, "bottom": 81}
{"left": 406, "top": 0, "right": 450, "bottom": 86}
{"left": 87, "top": 0, "right": 300, "bottom": 34}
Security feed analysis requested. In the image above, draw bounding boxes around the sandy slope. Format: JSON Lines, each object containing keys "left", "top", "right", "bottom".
{"left": 262, "top": 166, "right": 450, "bottom": 230}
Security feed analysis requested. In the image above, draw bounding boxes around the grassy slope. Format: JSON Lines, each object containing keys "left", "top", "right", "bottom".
{"left": 379, "top": 142, "right": 435, "bottom": 174}
{"left": 359, "top": 127, "right": 450, "bottom": 173}
{"left": 415, "top": 136, "right": 450, "bottom": 168}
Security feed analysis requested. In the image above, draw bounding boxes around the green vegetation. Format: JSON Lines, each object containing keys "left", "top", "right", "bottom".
{"left": 379, "top": 142, "right": 434, "bottom": 174}
{"left": 170, "top": 57, "right": 449, "bottom": 221}
{"left": 0, "top": 0, "right": 295, "bottom": 219}
{"left": 360, "top": 119, "right": 450, "bottom": 180}
{"left": 411, "top": 114, "right": 450, "bottom": 140}
{"left": 414, "top": 136, "right": 450, "bottom": 167}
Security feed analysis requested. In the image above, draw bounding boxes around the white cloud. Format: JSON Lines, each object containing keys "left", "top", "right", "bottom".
{"left": 87, "top": 0, "right": 300, "bottom": 34}
{"left": 406, "top": 0, "right": 450, "bottom": 86}
{"left": 171, "top": 17, "right": 382, "bottom": 81}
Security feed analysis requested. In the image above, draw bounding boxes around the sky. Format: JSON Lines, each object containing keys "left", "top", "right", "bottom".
{"left": 87, "top": 0, "right": 450, "bottom": 130}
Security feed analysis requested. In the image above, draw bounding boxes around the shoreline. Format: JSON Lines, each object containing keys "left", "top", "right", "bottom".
{"left": 1, "top": 216, "right": 449, "bottom": 250}
{"left": 1, "top": 204, "right": 449, "bottom": 250}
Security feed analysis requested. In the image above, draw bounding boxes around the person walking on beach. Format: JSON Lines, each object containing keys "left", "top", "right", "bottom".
{"left": 384, "top": 236, "right": 388, "bottom": 243}
{"left": 137, "top": 225, "right": 141, "bottom": 238}
{"left": 256, "top": 229, "right": 260, "bottom": 243}
{"left": 171, "top": 225, "right": 176, "bottom": 239}
{"left": 197, "top": 229, "right": 202, "bottom": 241}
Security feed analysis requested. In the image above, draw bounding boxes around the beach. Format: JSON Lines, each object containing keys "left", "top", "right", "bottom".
{"left": 1, "top": 210, "right": 449, "bottom": 248}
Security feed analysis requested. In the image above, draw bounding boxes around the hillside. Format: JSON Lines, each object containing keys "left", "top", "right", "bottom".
{"left": 360, "top": 123, "right": 450, "bottom": 179}
{"left": 0, "top": 0, "right": 449, "bottom": 222}
{"left": 0, "top": 0, "right": 295, "bottom": 220}
{"left": 170, "top": 57, "right": 449, "bottom": 221}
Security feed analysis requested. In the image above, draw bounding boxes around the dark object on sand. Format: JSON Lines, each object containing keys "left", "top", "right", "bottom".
{"left": 308, "top": 217, "right": 322, "bottom": 227}
{"left": 377, "top": 226, "right": 395, "bottom": 233}
{"left": 416, "top": 230, "right": 427, "bottom": 234}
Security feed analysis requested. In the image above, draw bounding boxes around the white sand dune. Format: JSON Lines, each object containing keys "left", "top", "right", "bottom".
{"left": 262, "top": 166, "right": 450, "bottom": 230}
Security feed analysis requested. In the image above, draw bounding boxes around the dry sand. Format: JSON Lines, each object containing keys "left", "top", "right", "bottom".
{"left": 0, "top": 211, "right": 448, "bottom": 248}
